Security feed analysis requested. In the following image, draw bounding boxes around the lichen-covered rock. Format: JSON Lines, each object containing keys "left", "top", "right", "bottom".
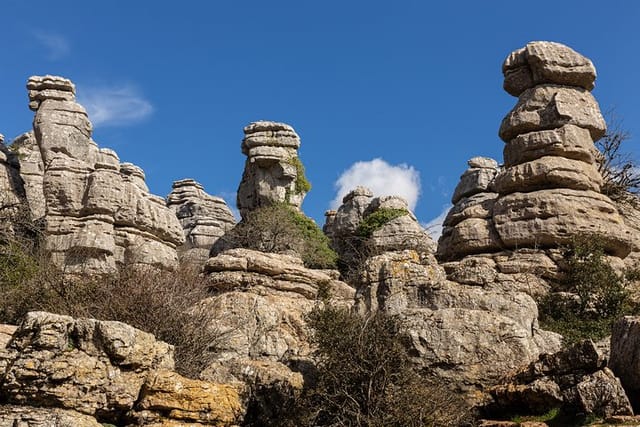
{"left": 0, "top": 312, "right": 173, "bottom": 421}
{"left": 487, "top": 340, "right": 633, "bottom": 419}
{"left": 503, "top": 41, "right": 597, "bottom": 97}
{"left": 0, "top": 405, "right": 102, "bottom": 427}
{"left": 201, "top": 248, "right": 353, "bottom": 382}
{"left": 609, "top": 316, "right": 640, "bottom": 409}
{"left": 167, "top": 179, "right": 236, "bottom": 264}
{"left": 25, "top": 75, "right": 185, "bottom": 273}
{"left": 135, "top": 369, "right": 243, "bottom": 425}
{"left": 237, "top": 121, "right": 308, "bottom": 218}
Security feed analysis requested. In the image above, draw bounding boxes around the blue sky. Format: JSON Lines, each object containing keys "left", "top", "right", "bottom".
{"left": 1, "top": 1, "right": 639, "bottom": 232}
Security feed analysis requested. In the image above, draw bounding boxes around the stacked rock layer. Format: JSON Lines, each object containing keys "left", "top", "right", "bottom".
{"left": 22, "top": 75, "right": 184, "bottom": 273}
{"left": 167, "top": 179, "right": 236, "bottom": 263}
{"left": 237, "top": 121, "right": 308, "bottom": 218}
{"left": 438, "top": 42, "right": 633, "bottom": 269}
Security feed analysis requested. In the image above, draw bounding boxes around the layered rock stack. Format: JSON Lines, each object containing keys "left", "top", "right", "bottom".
{"left": 438, "top": 42, "right": 634, "bottom": 286}
{"left": 438, "top": 157, "right": 502, "bottom": 260}
{"left": 167, "top": 179, "right": 236, "bottom": 263}
{"left": 324, "top": 186, "right": 435, "bottom": 261}
{"left": 25, "top": 75, "right": 184, "bottom": 273}
{"left": 237, "top": 121, "right": 308, "bottom": 218}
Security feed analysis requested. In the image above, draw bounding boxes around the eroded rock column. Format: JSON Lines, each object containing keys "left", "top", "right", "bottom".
{"left": 237, "top": 121, "right": 308, "bottom": 218}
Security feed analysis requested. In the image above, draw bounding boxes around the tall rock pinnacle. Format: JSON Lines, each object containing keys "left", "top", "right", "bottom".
{"left": 236, "top": 121, "right": 309, "bottom": 219}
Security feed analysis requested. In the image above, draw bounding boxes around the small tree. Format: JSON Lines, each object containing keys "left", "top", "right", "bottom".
{"left": 212, "top": 203, "right": 338, "bottom": 269}
{"left": 538, "top": 234, "right": 639, "bottom": 345}
{"left": 280, "top": 306, "right": 470, "bottom": 426}
{"left": 596, "top": 114, "right": 640, "bottom": 201}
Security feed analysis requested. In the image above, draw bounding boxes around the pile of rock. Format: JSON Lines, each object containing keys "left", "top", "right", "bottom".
{"left": 486, "top": 340, "right": 632, "bottom": 419}
{"left": 324, "top": 186, "right": 435, "bottom": 263}
{"left": 15, "top": 75, "right": 185, "bottom": 274}
{"left": 237, "top": 121, "right": 308, "bottom": 219}
{"left": 0, "top": 311, "right": 243, "bottom": 426}
{"left": 167, "top": 179, "right": 236, "bottom": 264}
{"left": 438, "top": 41, "right": 634, "bottom": 293}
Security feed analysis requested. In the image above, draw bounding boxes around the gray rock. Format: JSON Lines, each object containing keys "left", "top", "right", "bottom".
{"left": 499, "top": 84, "right": 606, "bottom": 143}
{"left": 503, "top": 41, "right": 597, "bottom": 97}
{"left": 167, "top": 179, "right": 236, "bottom": 264}
{"left": 25, "top": 75, "right": 184, "bottom": 273}
{"left": 237, "top": 121, "right": 308, "bottom": 218}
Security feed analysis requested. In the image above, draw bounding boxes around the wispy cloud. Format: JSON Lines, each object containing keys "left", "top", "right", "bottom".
{"left": 331, "top": 158, "right": 421, "bottom": 210}
{"left": 33, "top": 31, "right": 70, "bottom": 60}
{"left": 422, "top": 204, "right": 451, "bottom": 241}
{"left": 77, "top": 85, "right": 154, "bottom": 127}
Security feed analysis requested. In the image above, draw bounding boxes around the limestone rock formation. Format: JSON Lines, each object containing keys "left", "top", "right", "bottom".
{"left": 24, "top": 75, "right": 184, "bottom": 273}
{"left": 237, "top": 121, "right": 308, "bottom": 218}
{"left": 0, "top": 135, "right": 26, "bottom": 238}
{"left": 609, "top": 316, "right": 640, "bottom": 409}
{"left": 353, "top": 249, "right": 561, "bottom": 393}
{"left": 438, "top": 41, "right": 634, "bottom": 287}
{"left": 200, "top": 248, "right": 353, "bottom": 410}
{"left": 0, "top": 406, "right": 103, "bottom": 427}
{"left": 324, "top": 187, "right": 435, "bottom": 264}
{"left": 10, "top": 132, "right": 45, "bottom": 220}
{"left": 487, "top": 340, "right": 633, "bottom": 419}
{"left": 0, "top": 311, "right": 244, "bottom": 426}
{"left": 167, "top": 179, "right": 236, "bottom": 263}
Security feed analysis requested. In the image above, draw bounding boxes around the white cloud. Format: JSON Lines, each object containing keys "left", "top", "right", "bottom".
{"left": 77, "top": 85, "right": 153, "bottom": 127}
{"left": 422, "top": 204, "right": 451, "bottom": 241}
{"left": 331, "top": 158, "right": 421, "bottom": 210}
{"left": 33, "top": 31, "right": 70, "bottom": 60}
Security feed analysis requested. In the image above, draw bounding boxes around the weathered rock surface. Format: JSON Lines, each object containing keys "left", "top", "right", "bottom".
{"left": 0, "top": 312, "right": 243, "bottom": 426}
{"left": 438, "top": 41, "right": 634, "bottom": 292}
{"left": 324, "top": 187, "right": 435, "bottom": 264}
{"left": 10, "top": 132, "right": 46, "bottom": 220}
{"left": 167, "top": 179, "right": 236, "bottom": 264}
{"left": 503, "top": 41, "right": 596, "bottom": 97}
{"left": 201, "top": 248, "right": 353, "bottom": 382}
{"left": 487, "top": 340, "right": 633, "bottom": 419}
{"left": 354, "top": 248, "right": 560, "bottom": 394}
{"left": 499, "top": 85, "right": 606, "bottom": 142}
{"left": 237, "top": 121, "right": 307, "bottom": 218}
{"left": 24, "top": 75, "right": 184, "bottom": 273}
{"left": 609, "top": 316, "right": 640, "bottom": 410}
{"left": 451, "top": 157, "right": 499, "bottom": 204}
{"left": 0, "top": 405, "right": 102, "bottom": 427}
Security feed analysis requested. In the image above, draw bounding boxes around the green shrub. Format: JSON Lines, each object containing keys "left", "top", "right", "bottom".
{"left": 213, "top": 203, "right": 337, "bottom": 269}
{"left": 356, "top": 208, "right": 408, "bottom": 238}
{"left": 538, "top": 234, "right": 639, "bottom": 345}
{"left": 279, "top": 306, "right": 470, "bottom": 426}
{"left": 287, "top": 156, "right": 312, "bottom": 195}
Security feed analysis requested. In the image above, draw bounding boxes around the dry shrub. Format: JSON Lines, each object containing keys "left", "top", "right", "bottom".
{"left": 0, "top": 233, "right": 218, "bottom": 378}
{"left": 279, "top": 305, "right": 470, "bottom": 426}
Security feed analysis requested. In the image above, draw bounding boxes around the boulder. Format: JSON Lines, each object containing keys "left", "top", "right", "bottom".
{"left": 609, "top": 316, "right": 640, "bottom": 409}
{"left": 503, "top": 41, "right": 597, "bottom": 97}
{"left": 487, "top": 340, "right": 633, "bottom": 419}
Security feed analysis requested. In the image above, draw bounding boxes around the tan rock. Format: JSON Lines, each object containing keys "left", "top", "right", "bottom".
{"left": 438, "top": 217, "right": 503, "bottom": 261}
{"left": 493, "top": 189, "right": 633, "bottom": 257}
{"left": 499, "top": 85, "right": 606, "bottom": 142}
{"left": 137, "top": 369, "right": 243, "bottom": 425}
{"left": 504, "top": 124, "right": 597, "bottom": 167}
{"left": 443, "top": 192, "right": 498, "bottom": 228}
{"left": 0, "top": 405, "right": 102, "bottom": 427}
{"left": 503, "top": 41, "right": 596, "bottom": 96}
{"left": 493, "top": 156, "right": 603, "bottom": 194}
